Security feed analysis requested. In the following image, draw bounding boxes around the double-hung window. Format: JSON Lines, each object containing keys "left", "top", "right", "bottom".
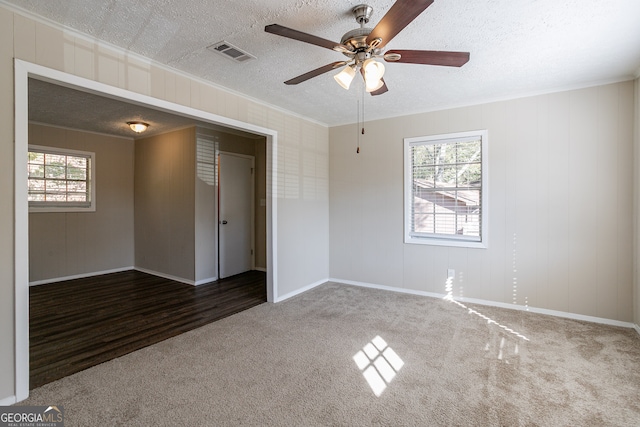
{"left": 28, "top": 145, "right": 95, "bottom": 212}
{"left": 404, "top": 130, "right": 488, "bottom": 248}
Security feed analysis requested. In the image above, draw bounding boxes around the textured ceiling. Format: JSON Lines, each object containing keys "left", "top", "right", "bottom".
{"left": 28, "top": 79, "right": 262, "bottom": 139}
{"left": 8, "top": 0, "right": 640, "bottom": 127}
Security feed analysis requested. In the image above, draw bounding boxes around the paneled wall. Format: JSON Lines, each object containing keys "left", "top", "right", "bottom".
{"left": 1, "top": 5, "right": 330, "bottom": 402}
{"left": 330, "top": 81, "right": 635, "bottom": 323}
{"left": 28, "top": 124, "right": 135, "bottom": 283}
{"left": 135, "top": 127, "right": 197, "bottom": 282}
{"left": 194, "top": 131, "right": 218, "bottom": 284}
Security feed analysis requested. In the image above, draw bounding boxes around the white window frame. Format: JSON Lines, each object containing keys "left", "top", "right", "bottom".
{"left": 403, "top": 130, "right": 488, "bottom": 248}
{"left": 28, "top": 144, "right": 96, "bottom": 213}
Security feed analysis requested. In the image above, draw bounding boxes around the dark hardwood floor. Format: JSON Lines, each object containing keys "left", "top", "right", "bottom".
{"left": 29, "top": 269, "right": 267, "bottom": 389}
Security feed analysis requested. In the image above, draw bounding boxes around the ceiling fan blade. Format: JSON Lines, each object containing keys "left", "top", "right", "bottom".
{"left": 370, "top": 78, "right": 389, "bottom": 96}
{"left": 385, "top": 49, "right": 470, "bottom": 67}
{"left": 265, "top": 24, "right": 341, "bottom": 50}
{"left": 284, "top": 62, "right": 346, "bottom": 85}
{"left": 366, "top": 0, "right": 434, "bottom": 49}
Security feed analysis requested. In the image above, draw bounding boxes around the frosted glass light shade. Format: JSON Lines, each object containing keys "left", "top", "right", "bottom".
{"left": 363, "top": 59, "right": 385, "bottom": 81}
{"left": 363, "top": 59, "right": 385, "bottom": 92}
{"left": 127, "top": 121, "right": 149, "bottom": 133}
{"left": 334, "top": 66, "right": 356, "bottom": 90}
{"left": 365, "top": 78, "right": 384, "bottom": 93}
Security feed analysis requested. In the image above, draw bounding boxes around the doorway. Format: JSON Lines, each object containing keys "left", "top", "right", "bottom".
{"left": 14, "top": 59, "right": 279, "bottom": 401}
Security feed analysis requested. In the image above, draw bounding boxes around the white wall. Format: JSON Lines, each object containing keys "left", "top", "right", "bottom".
{"left": 330, "top": 81, "right": 635, "bottom": 323}
{"left": 1, "top": 5, "right": 329, "bottom": 403}
{"left": 275, "top": 117, "right": 330, "bottom": 297}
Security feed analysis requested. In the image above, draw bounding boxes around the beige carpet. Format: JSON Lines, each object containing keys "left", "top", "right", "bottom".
{"left": 17, "top": 282, "right": 640, "bottom": 426}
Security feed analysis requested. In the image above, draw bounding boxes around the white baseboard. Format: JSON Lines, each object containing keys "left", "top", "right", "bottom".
{"left": 0, "top": 395, "right": 17, "bottom": 406}
{"left": 275, "top": 278, "right": 328, "bottom": 303}
{"left": 328, "top": 278, "right": 636, "bottom": 330}
{"left": 194, "top": 276, "right": 218, "bottom": 286}
{"left": 634, "top": 324, "right": 640, "bottom": 336}
{"left": 134, "top": 267, "right": 195, "bottom": 286}
{"left": 29, "top": 267, "right": 259, "bottom": 288}
{"left": 29, "top": 266, "right": 135, "bottom": 286}
{"left": 329, "top": 278, "right": 444, "bottom": 300}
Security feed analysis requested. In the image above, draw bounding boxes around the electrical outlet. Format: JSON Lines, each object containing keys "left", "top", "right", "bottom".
{"left": 447, "top": 269, "right": 455, "bottom": 279}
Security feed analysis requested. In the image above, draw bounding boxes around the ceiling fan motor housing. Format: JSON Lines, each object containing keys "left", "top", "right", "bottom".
{"left": 340, "top": 28, "right": 373, "bottom": 52}
{"left": 339, "top": 4, "right": 385, "bottom": 59}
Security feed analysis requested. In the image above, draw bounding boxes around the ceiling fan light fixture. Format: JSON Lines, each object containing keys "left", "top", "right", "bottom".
{"left": 334, "top": 65, "right": 356, "bottom": 90}
{"left": 363, "top": 58, "right": 385, "bottom": 81}
{"left": 127, "top": 121, "right": 149, "bottom": 133}
{"left": 362, "top": 58, "right": 385, "bottom": 92}
{"left": 365, "top": 78, "right": 384, "bottom": 93}
{"left": 266, "top": 2, "right": 471, "bottom": 95}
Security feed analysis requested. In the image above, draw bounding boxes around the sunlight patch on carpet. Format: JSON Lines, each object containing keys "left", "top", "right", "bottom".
{"left": 444, "top": 277, "right": 530, "bottom": 342}
{"left": 354, "top": 336, "right": 404, "bottom": 397}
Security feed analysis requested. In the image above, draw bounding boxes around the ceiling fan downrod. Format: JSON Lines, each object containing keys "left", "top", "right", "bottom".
{"left": 352, "top": 4, "right": 373, "bottom": 26}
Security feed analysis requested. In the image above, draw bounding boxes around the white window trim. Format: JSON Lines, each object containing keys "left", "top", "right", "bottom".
{"left": 403, "top": 130, "right": 488, "bottom": 249}
{"left": 28, "top": 144, "right": 96, "bottom": 213}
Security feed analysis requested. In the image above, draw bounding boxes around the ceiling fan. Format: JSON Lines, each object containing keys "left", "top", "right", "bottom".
{"left": 265, "top": 0, "right": 470, "bottom": 96}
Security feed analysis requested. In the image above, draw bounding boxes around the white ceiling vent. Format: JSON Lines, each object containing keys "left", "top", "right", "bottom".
{"left": 207, "top": 41, "right": 256, "bottom": 62}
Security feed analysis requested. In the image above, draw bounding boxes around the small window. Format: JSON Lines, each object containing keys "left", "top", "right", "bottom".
{"left": 28, "top": 145, "right": 95, "bottom": 212}
{"left": 196, "top": 135, "right": 218, "bottom": 186}
{"left": 404, "top": 130, "right": 488, "bottom": 248}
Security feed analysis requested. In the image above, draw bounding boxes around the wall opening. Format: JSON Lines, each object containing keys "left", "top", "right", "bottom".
{"left": 14, "top": 59, "right": 278, "bottom": 402}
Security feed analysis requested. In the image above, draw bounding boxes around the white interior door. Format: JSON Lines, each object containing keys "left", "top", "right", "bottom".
{"left": 219, "top": 153, "right": 253, "bottom": 278}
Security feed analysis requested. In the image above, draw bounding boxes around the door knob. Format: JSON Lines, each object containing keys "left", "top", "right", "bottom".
{"left": 221, "top": 220, "right": 228, "bottom": 224}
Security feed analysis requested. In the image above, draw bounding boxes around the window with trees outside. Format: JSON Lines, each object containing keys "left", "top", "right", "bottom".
{"left": 28, "top": 145, "right": 95, "bottom": 212}
{"left": 404, "top": 130, "right": 488, "bottom": 248}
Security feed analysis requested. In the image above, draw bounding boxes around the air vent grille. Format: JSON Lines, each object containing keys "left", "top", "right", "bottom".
{"left": 207, "top": 41, "right": 256, "bottom": 62}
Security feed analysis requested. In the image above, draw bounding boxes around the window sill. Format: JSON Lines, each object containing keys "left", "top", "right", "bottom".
{"left": 404, "top": 235, "right": 487, "bottom": 249}
{"left": 29, "top": 206, "right": 95, "bottom": 213}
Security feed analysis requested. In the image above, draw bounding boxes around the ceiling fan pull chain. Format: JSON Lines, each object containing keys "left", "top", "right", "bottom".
{"left": 361, "top": 83, "right": 366, "bottom": 135}
{"left": 356, "top": 98, "right": 360, "bottom": 153}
